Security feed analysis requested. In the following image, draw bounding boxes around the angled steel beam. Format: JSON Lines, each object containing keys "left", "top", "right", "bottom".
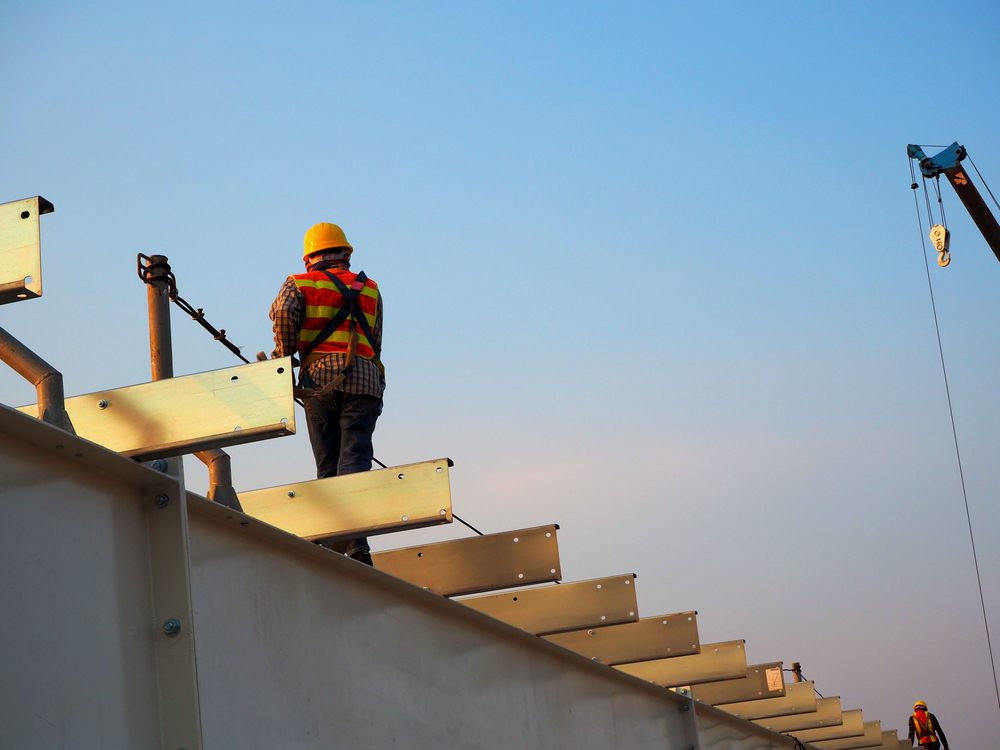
{"left": 17, "top": 358, "right": 296, "bottom": 460}
{"left": 616, "top": 640, "right": 746, "bottom": 687}
{"left": 0, "top": 196, "right": 51, "bottom": 304}
{"left": 690, "top": 661, "right": 784, "bottom": 705}
{"left": 459, "top": 575, "right": 638, "bottom": 634}
{"left": 879, "top": 731, "right": 898, "bottom": 750}
{"left": 813, "top": 721, "right": 881, "bottom": 750}
{"left": 756, "top": 696, "right": 842, "bottom": 733}
{"left": 792, "top": 709, "right": 864, "bottom": 743}
{"left": 544, "top": 612, "right": 698, "bottom": 665}
{"left": 896, "top": 739, "right": 909, "bottom": 750}
{"left": 717, "top": 680, "right": 817, "bottom": 720}
{"left": 372, "top": 525, "right": 560, "bottom": 597}
{"left": 239, "top": 459, "right": 452, "bottom": 540}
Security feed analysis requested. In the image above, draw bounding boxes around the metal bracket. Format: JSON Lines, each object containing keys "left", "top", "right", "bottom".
{"left": 0, "top": 196, "right": 51, "bottom": 305}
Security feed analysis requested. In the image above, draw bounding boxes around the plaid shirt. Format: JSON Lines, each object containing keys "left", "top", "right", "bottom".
{"left": 270, "top": 263, "right": 385, "bottom": 398}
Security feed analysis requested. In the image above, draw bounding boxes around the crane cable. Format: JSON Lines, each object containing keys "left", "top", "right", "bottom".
{"left": 908, "top": 157, "right": 1000, "bottom": 714}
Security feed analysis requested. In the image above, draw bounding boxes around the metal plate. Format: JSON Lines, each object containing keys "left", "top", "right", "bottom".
{"left": 616, "top": 640, "right": 746, "bottom": 687}
{"left": 544, "top": 612, "right": 698, "bottom": 665}
{"left": 373, "top": 525, "right": 560, "bottom": 597}
{"left": 812, "top": 721, "right": 881, "bottom": 750}
{"left": 690, "top": 661, "right": 784, "bottom": 704}
{"left": 17, "top": 358, "right": 295, "bottom": 460}
{"left": 0, "top": 196, "right": 50, "bottom": 305}
{"left": 879, "top": 731, "right": 898, "bottom": 750}
{"left": 459, "top": 575, "right": 638, "bottom": 634}
{"left": 792, "top": 709, "right": 864, "bottom": 742}
{"left": 716, "top": 680, "right": 817, "bottom": 720}
{"left": 756, "top": 696, "right": 842, "bottom": 733}
{"left": 239, "top": 459, "right": 452, "bottom": 541}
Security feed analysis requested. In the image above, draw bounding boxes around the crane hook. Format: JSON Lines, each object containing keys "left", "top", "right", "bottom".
{"left": 930, "top": 224, "right": 951, "bottom": 267}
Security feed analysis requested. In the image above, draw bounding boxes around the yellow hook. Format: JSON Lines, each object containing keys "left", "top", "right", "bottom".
{"left": 938, "top": 251, "right": 950, "bottom": 267}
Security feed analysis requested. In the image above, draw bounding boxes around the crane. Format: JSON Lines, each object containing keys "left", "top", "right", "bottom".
{"left": 907, "top": 142, "right": 1000, "bottom": 267}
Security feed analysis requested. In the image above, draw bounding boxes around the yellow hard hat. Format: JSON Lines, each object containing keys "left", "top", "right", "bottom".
{"left": 914, "top": 701, "right": 927, "bottom": 710}
{"left": 303, "top": 223, "right": 353, "bottom": 261}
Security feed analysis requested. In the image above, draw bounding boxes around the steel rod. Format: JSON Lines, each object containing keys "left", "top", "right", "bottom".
{"left": 0, "top": 325, "right": 74, "bottom": 433}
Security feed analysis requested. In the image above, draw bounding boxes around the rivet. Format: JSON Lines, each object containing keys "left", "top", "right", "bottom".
{"left": 287, "top": 491, "right": 295, "bottom": 498}
{"left": 162, "top": 618, "right": 181, "bottom": 637}
{"left": 154, "top": 494, "right": 170, "bottom": 508}
{"left": 97, "top": 399, "right": 109, "bottom": 409}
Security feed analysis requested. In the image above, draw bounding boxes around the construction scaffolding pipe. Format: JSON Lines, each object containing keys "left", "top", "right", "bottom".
{"left": 0, "top": 325, "right": 74, "bottom": 434}
{"left": 194, "top": 448, "right": 242, "bottom": 511}
{"left": 144, "top": 253, "right": 238, "bottom": 506}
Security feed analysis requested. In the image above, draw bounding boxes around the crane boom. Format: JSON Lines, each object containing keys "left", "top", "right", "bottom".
{"left": 907, "top": 142, "right": 1000, "bottom": 265}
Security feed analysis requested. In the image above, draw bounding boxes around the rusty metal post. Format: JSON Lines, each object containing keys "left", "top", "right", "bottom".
{"left": 144, "top": 254, "right": 174, "bottom": 381}
{"left": 141, "top": 254, "right": 239, "bottom": 505}
{"left": 0, "top": 325, "right": 74, "bottom": 433}
{"left": 791, "top": 662, "right": 802, "bottom": 683}
{"left": 194, "top": 448, "right": 242, "bottom": 511}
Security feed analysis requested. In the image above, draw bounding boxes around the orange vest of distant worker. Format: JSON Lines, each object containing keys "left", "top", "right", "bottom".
{"left": 912, "top": 712, "right": 936, "bottom": 744}
{"left": 291, "top": 268, "right": 379, "bottom": 367}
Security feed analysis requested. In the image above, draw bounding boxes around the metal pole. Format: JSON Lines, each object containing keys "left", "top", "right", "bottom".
{"left": 0, "top": 325, "right": 74, "bottom": 433}
{"left": 791, "top": 662, "right": 802, "bottom": 683}
{"left": 142, "top": 254, "right": 239, "bottom": 506}
{"left": 145, "top": 254, "right": 174, "bottom": 381}
{"left": 194, "top": 449, "right": 242, "bottom": 511}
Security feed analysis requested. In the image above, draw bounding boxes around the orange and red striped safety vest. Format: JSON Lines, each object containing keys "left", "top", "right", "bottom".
{"left": 912, "top": 711, "right": 936, "bottom": 744}
{"left": 291, "top": 268, "right": 380, "bottom": 369}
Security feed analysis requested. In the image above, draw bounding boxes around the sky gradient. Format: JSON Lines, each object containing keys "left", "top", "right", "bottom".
{"left": 3, "top": 2, "right": 1000, "bottom": 745}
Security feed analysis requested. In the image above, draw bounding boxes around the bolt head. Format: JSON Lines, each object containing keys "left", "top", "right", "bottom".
{"left": 97, "top": 399, "right": 109, "bottom": 409}
{"left": 162, "top": 618, "right": 181, "bottom": 636}
{"left": 154, "top": 494, "right": 170, "bottom": 508}
{"left": 287, "top": 490, "right": 295, "bottom": 498}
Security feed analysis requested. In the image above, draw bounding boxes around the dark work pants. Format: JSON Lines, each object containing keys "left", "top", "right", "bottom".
{"left": 300, "top": 369, "right": 382, "bottom": 557}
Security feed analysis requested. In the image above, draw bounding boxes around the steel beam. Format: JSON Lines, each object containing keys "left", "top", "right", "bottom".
{"left": 716, "top": 680, "right": 816, "bottom": 720}
{"left": 17, "top": 358, "right": 296, "bottom": 460}
{"left": 544, "top": 612, "right": 699, "bottom": 665}
{"left": 756, "top": 696, "right": 842, "bottom": 733}
{"left": 0, "top": 196, "right": 51, "bottom": 304}
{"left": 690, "top": 661, "right": 784, "bottom": 704}
{"left": 792, "top": 709, "right": 864, "bottom": 742}
{"left": 616, "top": 640, "right": 746, "bottom": 687}
{"left": 879, "top": 731, "right": 898, "bottom": 750}
{"left": 459, "top": 575, "right": 638, "bottom": 634}
{"left": 238, "top": 458, "right": 453, "bottom": 541}
{"left": 372, "top": 524, "right": 559, "bottom": 596}
{"left": 813, "top": 721, "right": 881, "bottom": 750}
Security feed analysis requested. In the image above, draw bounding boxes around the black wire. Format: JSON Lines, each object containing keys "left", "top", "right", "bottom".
{"left": 933, "top": 176, "right": 948, "bottom": 229}
{"left": 453, "top": 513, "right": 485, "bottom": 536}
{"left": 968, "top": 155, "right": 1000, "bottom": 214}
{"left": 909, "top": 160, "right": 1000, "bottom": 715}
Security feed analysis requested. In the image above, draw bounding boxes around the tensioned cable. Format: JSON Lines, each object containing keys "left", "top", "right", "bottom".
{"left": 968, "top": 155, "right": 1000, "bottom": 214}
{"left": 909, "top": 159, "right": 1000, "bottom": 713}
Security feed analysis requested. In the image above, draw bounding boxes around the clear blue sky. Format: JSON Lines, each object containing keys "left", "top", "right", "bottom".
{"left": 3, "top": 1, "right": 1000, "bottom": 744}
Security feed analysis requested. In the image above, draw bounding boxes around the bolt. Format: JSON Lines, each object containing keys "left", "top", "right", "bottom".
{"left": 688, "top": 744, "right": 696, "bottom": 749}
{"left": 287, "top": 490, "right": 295, "bottom": 498}
{"left": 97, "top": 399, "right": 109, "bottom": 409}
{"left": 163, "top": 618, "right": 181, "bottom": 637}
{"left": 682, "top": 704, "right": 690, "bottom": 712}
{"left": 150, "top": 459, "right": 169, "bottom": 473}
{"left": 154, "top": 494, "right": 170, "bottom": 508}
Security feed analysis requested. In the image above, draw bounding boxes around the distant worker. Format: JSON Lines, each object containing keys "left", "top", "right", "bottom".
{"left": 908, "top": 701, "right": 949, "bottom": 750}
{"left": 270, "top": 222, "right": 384, "bottom": 566}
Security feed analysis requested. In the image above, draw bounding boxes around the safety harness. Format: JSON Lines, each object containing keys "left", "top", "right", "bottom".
{"left": 294, "top": 269, "right": 383, "bottom": 401}
{"left": 912, "top": 711, "right": 936, "bottom": 744}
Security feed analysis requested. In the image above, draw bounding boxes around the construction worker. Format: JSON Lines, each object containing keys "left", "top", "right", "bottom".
{"left": 270, "top": 222, "right": 384, "bottom": 566}
{"left": 908, "top": 701, "right": 949, "bottom": 750}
